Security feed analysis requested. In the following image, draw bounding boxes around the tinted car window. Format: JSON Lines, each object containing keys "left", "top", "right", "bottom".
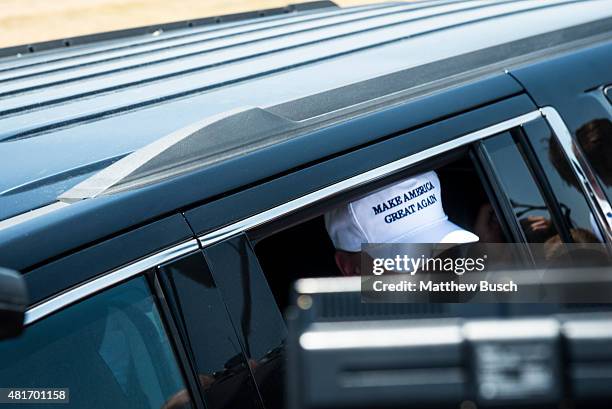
{"left": 575, "top": 117, "right": 612, "bottom": 208}
{"left": 482, "top": 132, "right": 559, "bottom": 244}
{"left": 203, "top": 235, "right": 287, "bottom": 409}
{"left": 0, "top": 276, "right": 190, "bottom": 409}
{"left": 523, "top": 119, "right": 603, "bottom": 242}
{"left": 159, "top": 252, "right": 263, "bottom": 409}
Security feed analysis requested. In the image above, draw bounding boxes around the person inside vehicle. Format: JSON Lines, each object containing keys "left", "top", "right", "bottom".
{"left": 575, "top": 119, "right": 612, "bottom": 187}
{"left": 548, "top": 119, "right": 611, "bottom": 242}
{"left": 543, "top": 227, "right": 610, "bottom": 268}
{"left": 324, "top": 170, "right": 479, "bottom": 276}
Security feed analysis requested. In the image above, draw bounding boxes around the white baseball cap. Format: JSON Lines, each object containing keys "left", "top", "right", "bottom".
{"left": 325, "top": 170, "right": 479, "bottom": 252}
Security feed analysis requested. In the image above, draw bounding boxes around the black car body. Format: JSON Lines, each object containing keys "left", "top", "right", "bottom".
{"left": 1, "top": 0, "right": 612, "bottom": 408}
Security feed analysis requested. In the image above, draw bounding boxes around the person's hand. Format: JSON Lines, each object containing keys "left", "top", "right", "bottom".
{"left": 525, "top": 215, "right": 552, "bottom": 232}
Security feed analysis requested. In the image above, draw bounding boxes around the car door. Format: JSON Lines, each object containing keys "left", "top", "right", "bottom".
{"left": 0, "top": 213, "right": 210, "bottom": 408}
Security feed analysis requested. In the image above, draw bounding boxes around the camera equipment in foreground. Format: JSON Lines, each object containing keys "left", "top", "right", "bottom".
{"left": 287, "top": 270, "right": 612, "bottom": 409}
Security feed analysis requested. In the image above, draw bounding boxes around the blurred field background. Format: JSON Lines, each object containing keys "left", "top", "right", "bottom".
{"left": 0, "top": 0, "right": 395, "bottom": 48}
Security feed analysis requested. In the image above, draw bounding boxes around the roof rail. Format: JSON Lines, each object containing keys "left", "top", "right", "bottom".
{"left": 59, "top": 107, "right": 300, "bottom": 202}
{"left": 0, "top": 1, "right": 338, "bottom": 58}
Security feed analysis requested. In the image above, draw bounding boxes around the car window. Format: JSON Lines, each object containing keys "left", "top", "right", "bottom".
{"left": 523, "top": 120, "right": 604, "bottom": 243}
{"left": 574, "top": 116, "right": 612, "bottom": 210}
{"left": 481, "top": 132, "right": 560, "bottom": 245}
{"left": 255, "top": 152, "right": 515, "bottom": 311}
{"left": 0, "top": 276, "right": 191, "bottom": 409}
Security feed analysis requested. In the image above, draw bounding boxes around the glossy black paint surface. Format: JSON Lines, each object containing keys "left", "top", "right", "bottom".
{"left": 522, "top": 119, "right": 603, "bottom": 241}
{"left": 511, "top": 39, "right": 612, "bottom": 213}
{"left": 482, "top": 132, "right": 559, "bottom": 244}
{"left": 21, "top": 214, "right": 193, "bottom": 305}
{"left": 159, "top": 251, "right": 263, "bottom": 409}
{"left": 203, "top": 235, "right": 287, "bottom": 409}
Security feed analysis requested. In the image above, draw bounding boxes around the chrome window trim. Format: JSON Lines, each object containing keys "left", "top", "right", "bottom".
{"left": 199, "top": 110, "right": 542, "bottom": 248}
{"left": 540, "top": 107, "right": 612, "bottom": 243}
{"left": 24, "top": 106, "right": 612, "bottom": 327}
{"left": 198, "top": 107, "right": 612, "bottom": 248}
{"left": 24, "top": 239, "right": 200, "bottom": 326}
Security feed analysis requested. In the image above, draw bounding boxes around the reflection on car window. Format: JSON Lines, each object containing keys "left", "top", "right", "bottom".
{"left": 575, "top": 118, "right": 612, "bottom": 206}
{"left": 203, "top": 237, "right": 287, "bottom": 409}
{"left": 483, "top": 132, "right": 559, "bottom": 244}
{"left": 526, "top": 123, "right": 603, "bottom": 242}
{"left": 160, "top": 252, "right": 263, "bottom": 409}
{"left": 0, "top": 277, "right": 190, "bottom": 409}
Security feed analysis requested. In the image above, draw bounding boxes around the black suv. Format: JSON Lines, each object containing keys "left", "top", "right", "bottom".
{"left": 1, "top": 1, "right": 612, "bottom": 408}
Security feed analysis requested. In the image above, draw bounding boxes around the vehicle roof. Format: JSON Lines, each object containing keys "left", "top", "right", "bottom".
{"left": 1, "top": 0, "right": 611, "bottom": 223}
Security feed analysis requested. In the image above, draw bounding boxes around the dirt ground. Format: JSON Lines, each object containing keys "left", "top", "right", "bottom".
{"left": 0, "top": 0, "right": 396, "bottom": 49}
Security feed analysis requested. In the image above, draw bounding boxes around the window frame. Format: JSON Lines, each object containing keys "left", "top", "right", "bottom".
{"left": 195, "top": 108, "right": 612, "bottom": 252}
{"left": 248, "top": 129, "right": 563, "bottom": 269}
{"left": 199, "top": 111, "right": 542, "bottom": 248}
{"left": 511, "top": 126, "right": 574, "bottom": 243}
{"left": 21, "top": 240, "right": 205, "bottom": 409}
{"left": 541, "top": 107, "right": 612, "bottom": 244}
{"left": 472, "top": 140, "right": 533, "bottom": 262}
{"left": 475, "top": 128, "right": 577, "bottom": 261}
{"left": 11, "top": 265, "right": 205, "bottom": 409}
{"left": 155, "top": 251, "right": 266, "bottom": 409}
{"left": 150, "top": 270, "right": 209, "bottom": 409}
{"left": 25, "top": 240, "right": 200, "bottom": 325}
{"left": 200, "top": 236, "right": 287, "bottom": 409}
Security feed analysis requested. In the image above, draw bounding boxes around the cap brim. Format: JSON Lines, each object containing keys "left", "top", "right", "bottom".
{"left": 406, "top": 219, "right": 479, "bottom": 244}
{"left": 363, "top": 219, "right": 479, "bottom": 263}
